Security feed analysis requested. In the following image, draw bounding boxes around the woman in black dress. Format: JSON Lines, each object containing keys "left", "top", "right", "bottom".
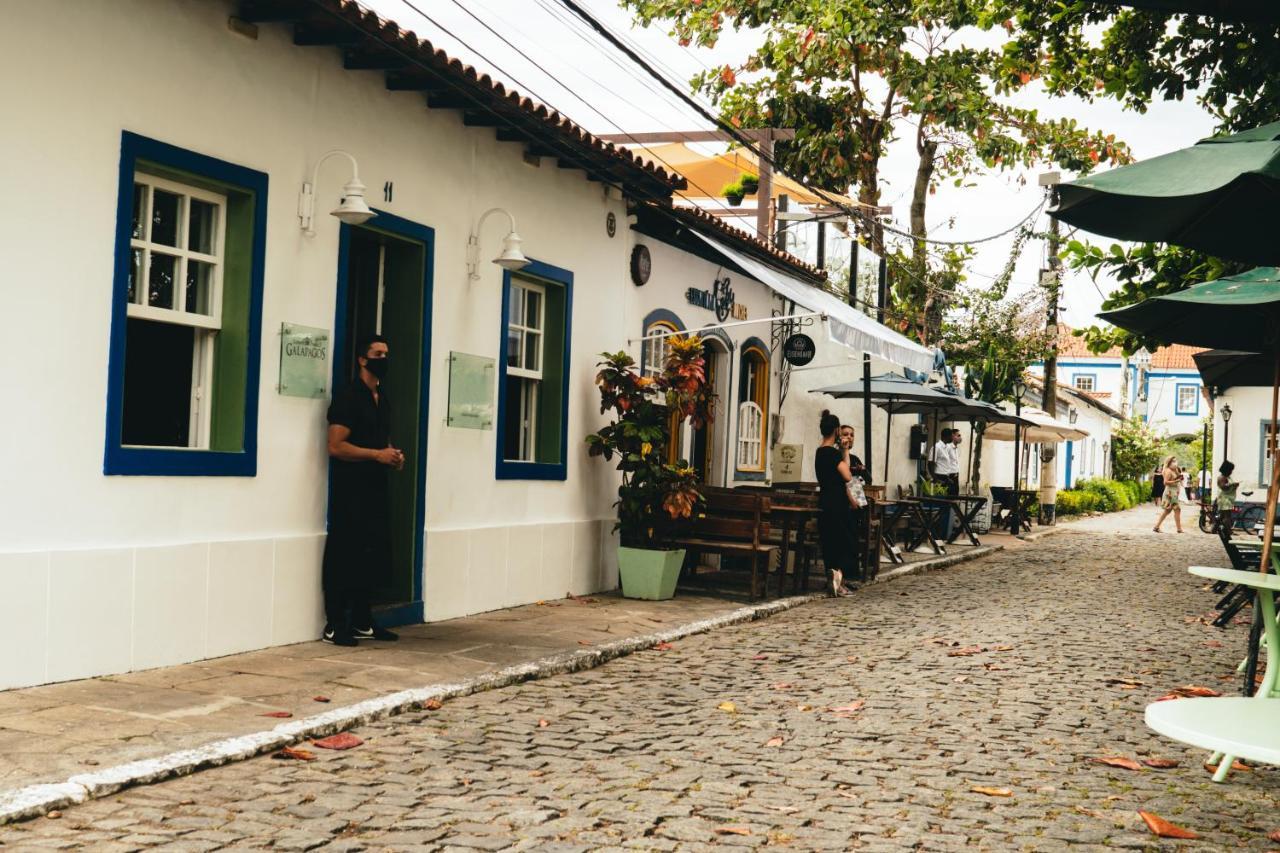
{"left": 815, "top": 411, "right": 864, "bottom": 596}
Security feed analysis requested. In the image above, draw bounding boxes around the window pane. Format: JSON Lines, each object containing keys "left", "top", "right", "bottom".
{"left": 525, "top": 289, "right": 542, "bottom": 330}
{"left": 186, "top": 260, "right": 214, "bottom": 315}
{"left": 508, "top": 285, "right": 523, "bottom": 327}
{"left": 122, "top": 318, "right": 194, "bottom": 447}
{"left": 503, "top": 377, "right": 525, "bottom": 461}
{"left": 506, "top": 329, "right": 522, "bottom": 368}
{"left": 148, "top": 252, "right": 177, "bottom": 308}
{"left": 188, "top": 199, "right": 218, "bottom": 255}
{"left": 128, "top": 248, "right": 144, "bottom": 304}
{"left": 132, "top": 183, "right": 148, "bottom": 239}
{"left": 524, "top": 331, "right": 540, "bottom": 373}
{"left": 151, "top": 190, "right": 181, "bottom": 247}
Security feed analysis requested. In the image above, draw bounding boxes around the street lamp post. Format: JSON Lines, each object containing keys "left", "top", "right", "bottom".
{"left": 1222, "top": 404, "right": 1233, "bottom": 468}
{"left": 1012, "top": 378, "right": 1027, "bottom": 536}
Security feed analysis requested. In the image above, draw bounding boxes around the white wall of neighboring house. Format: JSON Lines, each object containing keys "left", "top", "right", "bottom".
{"left": 1214, "top": 386, "right": 1277, "bottom": 492}
{"left": 1143, "top": 370, "right": 1205, "bottom": 438}
{"left": 0, "top": 0, "right": 646, "bottom": 689}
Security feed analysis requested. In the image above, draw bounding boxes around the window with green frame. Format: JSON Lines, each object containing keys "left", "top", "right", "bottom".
{"left": 497, "top": 261, "right": 572, "bottom": 480}
{"left": 105, "top": 132, "right": 266, "bottom": 476}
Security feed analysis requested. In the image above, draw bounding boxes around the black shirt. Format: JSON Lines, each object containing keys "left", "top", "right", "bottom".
{"left": 327, "top": 379, "right": 391, "bottom": 504}
{"left": 815, "top": 445, "right": 848, "bottom": 514}
{"left": 847, "top": 453, "right": 870, "bottom": 485}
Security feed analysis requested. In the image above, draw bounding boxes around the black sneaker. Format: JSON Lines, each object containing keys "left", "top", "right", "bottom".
{"left": 322, "top": 624, "right": 358, "bottom": 647}
{"left": 353, "top": 625, "right": 399, "bottom": 642}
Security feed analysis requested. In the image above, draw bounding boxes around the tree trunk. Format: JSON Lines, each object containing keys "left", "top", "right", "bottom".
{"left": 969, "top": 421, "right": 986, "bottom": 494}
{"left": 856, "top": 116, "right": 886, "bottom": 259}
{"left": 913, "top": 138, "right": 939, "bottom": 345}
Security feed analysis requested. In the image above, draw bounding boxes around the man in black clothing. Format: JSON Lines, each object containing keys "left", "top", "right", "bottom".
{"left": 321, "top": 335, "right": 403, "bottom": 647}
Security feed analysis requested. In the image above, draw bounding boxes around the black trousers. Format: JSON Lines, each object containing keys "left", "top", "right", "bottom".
{"left": 323, "top": 469, "right": 390, "bottom": 630}
{"left": 322, "top": 533, "right": 376, "bottom": 629}
{"left": 944, "top": 473, "right": 960, "bottom": 496}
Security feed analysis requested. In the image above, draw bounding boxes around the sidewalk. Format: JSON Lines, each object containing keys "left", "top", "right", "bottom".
{"left": 0, "top": 540, "right": 1003, "bottom": 822}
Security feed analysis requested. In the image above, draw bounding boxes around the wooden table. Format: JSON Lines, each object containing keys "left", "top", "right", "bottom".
{"left": 918, "top": 495, "right": 987, "bottom": 546}
{"left": 992, "top": 488, "right": 1038, "bottom": 531}
{"left": 878, "top": 499, "right": 944, "bottom": 563}
{"left": 770, "top": 503, "right": 817, "bottom": 595}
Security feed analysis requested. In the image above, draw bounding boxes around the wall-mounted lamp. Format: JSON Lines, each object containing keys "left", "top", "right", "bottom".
{"left": 298, "top": 150, "right": 375, "bottom": 236}
{"left": 467, "top": 207, "right": 529, "bottom": 280}
{"left": 1068, "top": 407, "right": 1079, "bottom": 425}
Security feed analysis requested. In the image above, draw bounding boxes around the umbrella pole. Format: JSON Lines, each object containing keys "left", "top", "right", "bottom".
{"left": 884, "top": 410, "right": 893, "bottom": 484}
{"left": 1260, "top": 349, "right": 1280, "bottom": 576}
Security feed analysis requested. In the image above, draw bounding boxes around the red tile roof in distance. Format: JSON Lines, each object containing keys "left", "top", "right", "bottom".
{"left": 1055, "top": 324, "right": 1203, "bottom": 368}
{"left": 664, "top": 204, "right": 827, "bottom": 283}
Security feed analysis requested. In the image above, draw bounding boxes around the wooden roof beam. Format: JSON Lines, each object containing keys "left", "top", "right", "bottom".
{"left": 293, "top": 21, "right": 364, "bottom": 47}
{"left": 238, "top": 0, "right": 314, "bottom": 23}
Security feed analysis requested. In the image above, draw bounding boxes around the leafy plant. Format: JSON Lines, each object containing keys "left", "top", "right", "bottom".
{"left": 720, "top": 180, "right": 745, "bottom": 202}
{"left": 1111, "top": 416, "right": 1166, "bottom": 482}
{"left": 586, "top": 335, "right": 713, "bottom": 549}
{"left": 917, "top": 478, "right": 950, "bottom": 497}
{"left": 739, "top": 173, "right": 760, "bottom": 195}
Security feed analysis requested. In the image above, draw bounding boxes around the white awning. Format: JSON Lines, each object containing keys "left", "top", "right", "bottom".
{"left": 690, "top": 231, "right": 935, "bottom": 373}
{"left": 983, "top": 407, "right": 1089, "bottom": 442}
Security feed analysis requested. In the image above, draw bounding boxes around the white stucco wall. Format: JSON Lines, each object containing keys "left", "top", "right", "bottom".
{"left": 1214, "top": 387, "right": 1277, "bottom": 491}
{"left": 0, "top": 0, "right": 639, "bottom": 688}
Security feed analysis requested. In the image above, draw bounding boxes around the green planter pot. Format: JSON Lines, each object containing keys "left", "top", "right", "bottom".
{"left": 617, "top": 547, "right": 684, "bottom": 600}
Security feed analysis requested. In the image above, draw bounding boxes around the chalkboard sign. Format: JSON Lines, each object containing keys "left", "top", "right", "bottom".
{"left": 782, "top": 333, "right": 816, "bottom": 367}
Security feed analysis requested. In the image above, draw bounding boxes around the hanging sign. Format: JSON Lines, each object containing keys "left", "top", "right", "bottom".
{"left": 686, "top": 274, "right": 745, "bottom": 322}
{"left": 782, "top": 333, "right": 816, "bottom": 367}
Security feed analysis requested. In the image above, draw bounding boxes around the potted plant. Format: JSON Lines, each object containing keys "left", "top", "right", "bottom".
{"left": 720, "top": 180, "right": 745, "bottom": 206}
{"left": 586, "top": 335, "right": 713, "bottom": 600}
{"left": 739, "top": 173, "right": 760, "bottom": 196}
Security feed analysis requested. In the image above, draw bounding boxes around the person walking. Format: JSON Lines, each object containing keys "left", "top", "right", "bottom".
{"left": 1153, "top": 455, "right": 1185, "bottom": 533}
{"left": 816, "top": 411, "right": 863, "bottom": 597}
{"left": 321, "top": 334, "right": 404, "bottom": 646}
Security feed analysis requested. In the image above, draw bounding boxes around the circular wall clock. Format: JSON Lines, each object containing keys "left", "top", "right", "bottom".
{"left": 630, "top": 244, "right": 651, "bottom": 286}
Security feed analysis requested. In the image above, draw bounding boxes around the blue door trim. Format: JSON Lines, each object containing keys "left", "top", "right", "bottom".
{"left": 1064, "top": 441, "right": 1074, "bottom": 488}
{"left": 331, "top": 209, "right": 434, "bottom": 625}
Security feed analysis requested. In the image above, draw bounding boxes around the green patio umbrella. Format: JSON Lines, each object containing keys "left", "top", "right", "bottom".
{"left": 1053, "top": 123, "right": 1280, "bottom": 266}
{"left": 1194, "top": 349, "right": 1278, "bottom": 392}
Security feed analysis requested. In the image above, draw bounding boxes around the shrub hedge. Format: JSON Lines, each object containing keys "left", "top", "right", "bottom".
{"left": 1055, "top": 478, "right": 1148, "bottom": 516}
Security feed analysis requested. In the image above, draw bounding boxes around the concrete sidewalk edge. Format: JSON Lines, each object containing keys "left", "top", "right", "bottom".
{"left": 0, "top": 540, "right": 1008, "bottom": 825}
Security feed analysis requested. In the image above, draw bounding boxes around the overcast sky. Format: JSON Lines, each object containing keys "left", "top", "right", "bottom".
{"left": 364, "top": 0, "right": 1218, "bottom": 329}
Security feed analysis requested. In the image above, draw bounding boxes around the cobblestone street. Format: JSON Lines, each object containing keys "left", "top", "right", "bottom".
{"left": 6, "top": 510, "right": 1280, "bottom": 851}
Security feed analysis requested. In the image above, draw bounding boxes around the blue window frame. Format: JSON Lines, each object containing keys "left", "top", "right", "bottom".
{"left": 1175, "top": 382, "right": 1201, "bottom": 415}
{"left": 496, "top": 259, "right": 573, "bottom": 481}
{"left": 1071, "top": 373, "right": 1098, "bottom": 393}
{"left": 104, "top": 132, "right": 267, "bottom": 476}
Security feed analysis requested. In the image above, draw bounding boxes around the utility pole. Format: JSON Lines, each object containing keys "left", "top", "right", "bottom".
{"left": 1038, "top": 171, "right": 1062, "bottom": 525}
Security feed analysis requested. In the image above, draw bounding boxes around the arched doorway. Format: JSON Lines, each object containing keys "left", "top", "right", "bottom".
{"left": 690, "top": 330, "right": 732, "bottom": 486}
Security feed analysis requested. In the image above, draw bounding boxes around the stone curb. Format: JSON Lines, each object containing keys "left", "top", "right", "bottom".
{"left": 0, "top": 538, "right": 1008, "bottom": 825}
{"left": 0, "top": 593, "right": 822, "bottom": 825}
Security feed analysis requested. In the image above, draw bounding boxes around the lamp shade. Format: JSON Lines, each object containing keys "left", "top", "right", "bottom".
{"left": 331, "top": 178, "right": 375, "bottom": 225}
{"left": 494, "top": 231, "right": 530, "bottom": 271}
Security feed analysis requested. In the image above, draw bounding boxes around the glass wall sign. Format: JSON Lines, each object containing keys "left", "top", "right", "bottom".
{"left": 279, "top": 322, "right": 329, "bottom": 399}
{"left": 447, "top": 351, "right": 496, "bottom": 430}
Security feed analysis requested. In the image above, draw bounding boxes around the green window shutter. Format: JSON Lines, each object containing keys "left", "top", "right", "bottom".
{"left": 209, "top": 191, "right": 254, "bottom": 452}
{"left": 536, "top": 283, "right": 566, "bottom": 464}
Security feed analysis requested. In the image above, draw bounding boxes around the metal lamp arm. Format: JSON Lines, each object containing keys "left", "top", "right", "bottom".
{"left": 467, "top": 207, "right": 518, "bottom": 280}
{"left": 299, "top": 150, "right": 363, "bottom": 236}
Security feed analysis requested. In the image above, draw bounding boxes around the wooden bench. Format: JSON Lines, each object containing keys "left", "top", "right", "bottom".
{"left": 664, "top": 490, "right": 778, "bottom": 600}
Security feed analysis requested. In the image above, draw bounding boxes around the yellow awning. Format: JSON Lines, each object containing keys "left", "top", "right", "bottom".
{"left": 636, "top": 143, "right": 859, "bottom": 208}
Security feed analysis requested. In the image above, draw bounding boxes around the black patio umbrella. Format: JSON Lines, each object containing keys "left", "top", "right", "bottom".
{"left": 1194, "top": 349, "right": 1277, "bottom": 392}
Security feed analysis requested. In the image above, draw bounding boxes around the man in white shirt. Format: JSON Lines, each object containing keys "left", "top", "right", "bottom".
{"left": 930, "top": 428, "right": 961, "bottom": 496}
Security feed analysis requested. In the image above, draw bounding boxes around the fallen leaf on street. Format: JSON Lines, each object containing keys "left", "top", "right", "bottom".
{"left": 828, "top": 700, "right": 866, "bottom": 717}
{"left": 953, "top": 676, "right": 969, "bottom": 683}
{"left": 653, "top": 642, "right": 674, "bottom": 651}
{"left": 1138, "top": 811, "right": 1198, "bottom": 839}
{"left": 948, "top": 645, "right": 984, "bottom": 657}
{"left": 273, "top": 747, "right": 317, "bottom": 761}
{"left": 752, "top": 654, "right": 768, "bottom": 660}
{"left": 715, "top": 827, "right": 751, "bottom": 836}
{"left": 423, "top": 698, "right": 443, "bottom": 711}
{"left": 312, "top": 696, "right": 330, "bottom": 703}
{"left": 837, "top": 790, "right": 858, "bottom": 800}
{"left": 577, "top": 640, "right": 592, "bottom": 646}
{"left": 718, "top": 701, "right": 738, "bottom": 713}
{"left": 538, "top": 719, "right": 550, "bottom": 728}
{"left": 260, "top": 711, "right": 292, "bottom": 718}
{"left": 1203, "top": 640, "right": 1223, "bottom": 648}
{"left": 990, "top": 645, "right": 1015, "bottom": 652}
{"left": 1105, "top": 678, "right": 1146, "bottom": 687}
{"left": 1204, "top": 759, "right": 1252, "bottom": 773}
{"left": 1074, "top": 805, "right": 1105, "bottom": 819}
{"left": 313, "top": 733, "right": 363, "bottom": 750}
{"left": 1141, "top": 758, "right": 1180, "bottom": 769}
{"left": 970, "top": 786, "right": 1013, "bottom": 797}
{"left": 797, "top": 704, "right": 814, "bottom": 712}
{"left": 766, "top": 736, "right": 785, "bottom": 747}
{"left": 1157, "top": 684, "right": 1223, "bottom": 701}
{"left": 1093, "top": 756, "right": 1144, "bottom": 771}
{"left": 769, "top": 682, "right": 793, "bottom": 690}
{"left": 45, "top": 811, "right": 61, "bottom": 820}
{"left": 1268, "top": 829, "right": 1280, "bottom": 842}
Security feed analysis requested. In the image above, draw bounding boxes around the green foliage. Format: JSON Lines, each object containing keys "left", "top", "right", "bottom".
{"left": 994, "top": 3, "right": 1278, "bottom": 346}
{"left": 918, "top": 478, "right": 950, "bottom": 497}
{"left": 1111, "top": 416, "right": 1166, "bottom": 482}
{"left": 1056, "top": 489, "right": 1101, "bottom": 516}
{"left": 719, "top": 180, "right": 744, "bottom": 199}
{"left": 586, "top": 337, "right": 713, "bottom": 548}
{"left": 739, "top": 173, "right": 760, "bottom": 194}
{"left": 1073, "top": 477, "right": 1134, "bottom": 512}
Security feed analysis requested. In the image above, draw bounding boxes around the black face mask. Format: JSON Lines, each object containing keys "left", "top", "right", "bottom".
{"left": 364, "top": 356, "right": 389, "bottom": 380}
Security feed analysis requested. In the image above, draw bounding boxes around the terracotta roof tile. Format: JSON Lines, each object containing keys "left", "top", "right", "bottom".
{"left": 1150, "top": 344, "right": 1206, "bottom": 370}
{"left": 663, "top": 203, "right": 826, "bottom": 282}
{"left": 1055, "top": 324, "right": 1204, "bottom": 369}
